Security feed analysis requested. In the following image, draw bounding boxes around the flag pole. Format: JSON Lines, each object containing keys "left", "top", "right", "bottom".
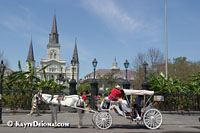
{"left": 165, "top": 0, "right": 168, "bottom": 79}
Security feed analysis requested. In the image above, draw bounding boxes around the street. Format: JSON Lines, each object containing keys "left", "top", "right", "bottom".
{"left": 0, "top": 111, "right": 200, "bottom": 133}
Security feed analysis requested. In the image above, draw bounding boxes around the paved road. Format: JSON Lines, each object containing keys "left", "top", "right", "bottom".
{"left": 0, "top": 111, "right": 200, "bottom": 133}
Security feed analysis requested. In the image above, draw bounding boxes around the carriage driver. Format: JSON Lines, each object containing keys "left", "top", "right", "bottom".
{"left": 100, "top": 85, "right": 123, "bottom": 109}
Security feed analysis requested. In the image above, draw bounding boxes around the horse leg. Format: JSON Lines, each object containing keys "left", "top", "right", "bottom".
{"left": 53, "top": 105, "right": 58, "bottom": 124}
{"left": 28, "top": 106, "right": 34, "bottom": 116}
{"left": 49, "top": 105, "right": 54, "bottom": 123}
{"left": 49, "top": 105, "right": 57, "bottom": 124}
{"left": 36, "top": 104, "right": 41, "bottom": 116}
{"left": 77, "top": 109, "right": 84, "bottom": 128}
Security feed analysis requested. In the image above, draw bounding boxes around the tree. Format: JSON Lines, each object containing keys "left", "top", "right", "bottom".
{"left": 132, "top": 48, "right": 165, "bottom": 89}
{"left": 133, "top": 48, "right": 164, "bottom": 72}
{"left": 99, "top": 71, "right": 119, "bottom": 95}
{"left": 2, "top": 61, "right": 66, "bottom": 109}
{"left": 170, "top": 57, "right": 200, "bottom": 82}
{"left": 77, "top": 83, "right": 91, "bottom": 95}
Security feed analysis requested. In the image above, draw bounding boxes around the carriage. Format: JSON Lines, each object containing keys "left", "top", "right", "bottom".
{"left": 91, "top": 89, "right": 163, "bottom": 130}
{"left": 32, "top": 89, "right": 163, "bottom": 130}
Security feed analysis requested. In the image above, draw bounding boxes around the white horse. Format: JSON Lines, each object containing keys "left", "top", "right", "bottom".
{"left": 30, "top": 91, "right": 85, "bottom": 128}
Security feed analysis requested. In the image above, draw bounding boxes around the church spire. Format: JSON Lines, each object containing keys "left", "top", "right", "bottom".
{"left": 72, "top": 38, "right": 79, "bottom": 64}
{"left": 26, "top": 39, "right": 35, "bottom": 62}
{"left": 49, "top": 14, "right": 59, "bottom": 44}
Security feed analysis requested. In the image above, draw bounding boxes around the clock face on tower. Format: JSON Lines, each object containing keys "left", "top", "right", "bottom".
{"left": 50, "top": 50, "right": 57, "bottom": 59}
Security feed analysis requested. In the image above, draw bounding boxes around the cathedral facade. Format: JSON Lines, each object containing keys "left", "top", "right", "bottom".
{"left": 25, "top": 14, "right": 79, "bottom": 84}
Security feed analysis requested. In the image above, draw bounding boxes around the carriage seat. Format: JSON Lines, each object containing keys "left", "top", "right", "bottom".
{"left": 110, "top": 101, "right": 119, "bottom": 106}
{"left": 141, "top": 102, "right": 153, "bottom": 113}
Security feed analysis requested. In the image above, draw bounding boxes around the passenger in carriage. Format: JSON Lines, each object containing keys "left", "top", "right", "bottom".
{"left": 119, "top": 95, "right": 141, "bottom": 120}
{"left": 133, "top": 95, "right": 144, "bottom": 118}
{"left": 100, "top": 85, "right": 123, "bottom": 109}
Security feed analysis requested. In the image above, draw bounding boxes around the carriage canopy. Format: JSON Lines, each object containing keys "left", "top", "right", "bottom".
{"left": 123, "top": 89, "right": 154, "bottom": 96}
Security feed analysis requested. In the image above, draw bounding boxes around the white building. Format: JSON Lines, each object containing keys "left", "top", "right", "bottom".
{"left": 26, "top": 14, "right": 79, "bottom": 84}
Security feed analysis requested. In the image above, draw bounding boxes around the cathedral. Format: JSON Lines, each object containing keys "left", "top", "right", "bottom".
{"left": 25, "top": 14, "right": 79, "bottom": 85}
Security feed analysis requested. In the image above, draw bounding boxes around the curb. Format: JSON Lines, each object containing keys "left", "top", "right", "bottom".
{"left": 161, "top": 111, "right": 200, "bottom": 115}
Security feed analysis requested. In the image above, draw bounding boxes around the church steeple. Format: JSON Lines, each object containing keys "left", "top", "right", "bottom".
{"left": 49, "top": 14, "right": 59, "bottom": 44}
{"left": 26, "top": 39, "right": 35, "bottom": 62}
{"left": 26, "top": 39, "right": 35, "bottom": 72}
{"left": 72, "top": 38, "right": 79, "bottom": 64}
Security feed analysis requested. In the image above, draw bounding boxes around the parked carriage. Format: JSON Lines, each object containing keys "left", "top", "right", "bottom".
{"left": 92, "top": 89, "right": 163, "bottom": 130}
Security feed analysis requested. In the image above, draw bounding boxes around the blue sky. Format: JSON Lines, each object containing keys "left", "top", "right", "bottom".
{"left": 0, "top": 0, "right": 200, "bottom": 79}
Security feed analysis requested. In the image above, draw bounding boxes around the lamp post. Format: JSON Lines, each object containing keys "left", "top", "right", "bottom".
{"left": 142, "top": 61, "right": 150, "bottom": 90}
{"left": 123, "top": 60, "right": 130, "bottom": 89}
{"left": 123, "top": 60, "right": 130, "bottom": 101}
{"left": 124, "top": 60, "right": 129, "bottom": 81}
{"left": 93, "top": 58, "right": 97, "bottom": 80}
{"left": 90, "top": 58, "right": 98, "bottom": 110}
{"left": 56, "top": 69, "right": 66, "bottom": 112}
{"left": 69, "top": 57, "right": 77, "bottom": 95}
{"left": 0, "top": 60, "right": 5, "bottom": 124}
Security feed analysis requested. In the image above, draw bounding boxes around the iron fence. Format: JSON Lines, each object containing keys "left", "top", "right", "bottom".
{"left": 155, "top": 93, "right": 200, "bottom": 111}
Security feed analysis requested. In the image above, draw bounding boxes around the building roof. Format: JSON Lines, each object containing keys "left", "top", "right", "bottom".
{"left": 51, "top": 15, "right": 58, "bottom": 34}
{"left": 49, "top": 14, "right": 59, "bottom": 44}
{"left": 72, "top": 41, "right": 79, "bottom": 64}
{"left": 26, "top": 40, "right": 35, "bottom": 62}
{"left": 4, "top": 66, "right": 13, "bottom": 77}
{"left": 84, "top": 69, "right": 136, "bottom": 81}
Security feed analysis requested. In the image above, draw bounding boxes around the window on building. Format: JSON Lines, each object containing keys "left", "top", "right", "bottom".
{"left": 61, "top": 67, "right": 63, "bottom": 73}
{"left": 54, "top": 53, "right": 56, "bottom": 59}
{"left": 53, "top": 34, "right": 56, "bottom": 40}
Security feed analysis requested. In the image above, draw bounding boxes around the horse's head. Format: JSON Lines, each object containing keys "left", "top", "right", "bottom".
{"left": 36, "top": 90, "right": 42, "bottom": 104}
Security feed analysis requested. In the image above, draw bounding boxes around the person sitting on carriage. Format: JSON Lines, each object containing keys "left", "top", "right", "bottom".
{"left": 119, "top": 95, "right": 141, "bottom": 120}
{"left": 100, "top": 85, "right": 123, "bottom": 109}
{"left": 133, "top": 95, "right": 144, "bottom": 118}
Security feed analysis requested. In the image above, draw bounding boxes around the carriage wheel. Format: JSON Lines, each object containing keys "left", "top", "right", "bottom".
{"left": 92, "top": 112, "right": 99, "bottom": 127}
{"left": 143, "top": 108, "right": 162, "bottom": 129}
{"left": 95, "top": 112, "right": 112, "bottom": 130}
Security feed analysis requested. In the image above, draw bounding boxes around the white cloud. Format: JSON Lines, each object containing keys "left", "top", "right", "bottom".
{"left": 82, "top": 0, "right": 142, "bottom": 33}
{"left": 81, "top": 0, "right": 164, "bottom": 47}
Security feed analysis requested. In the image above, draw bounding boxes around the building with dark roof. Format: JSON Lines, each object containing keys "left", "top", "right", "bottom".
{"left": 82, "top": 58, "right": 136, "bottom": 90}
